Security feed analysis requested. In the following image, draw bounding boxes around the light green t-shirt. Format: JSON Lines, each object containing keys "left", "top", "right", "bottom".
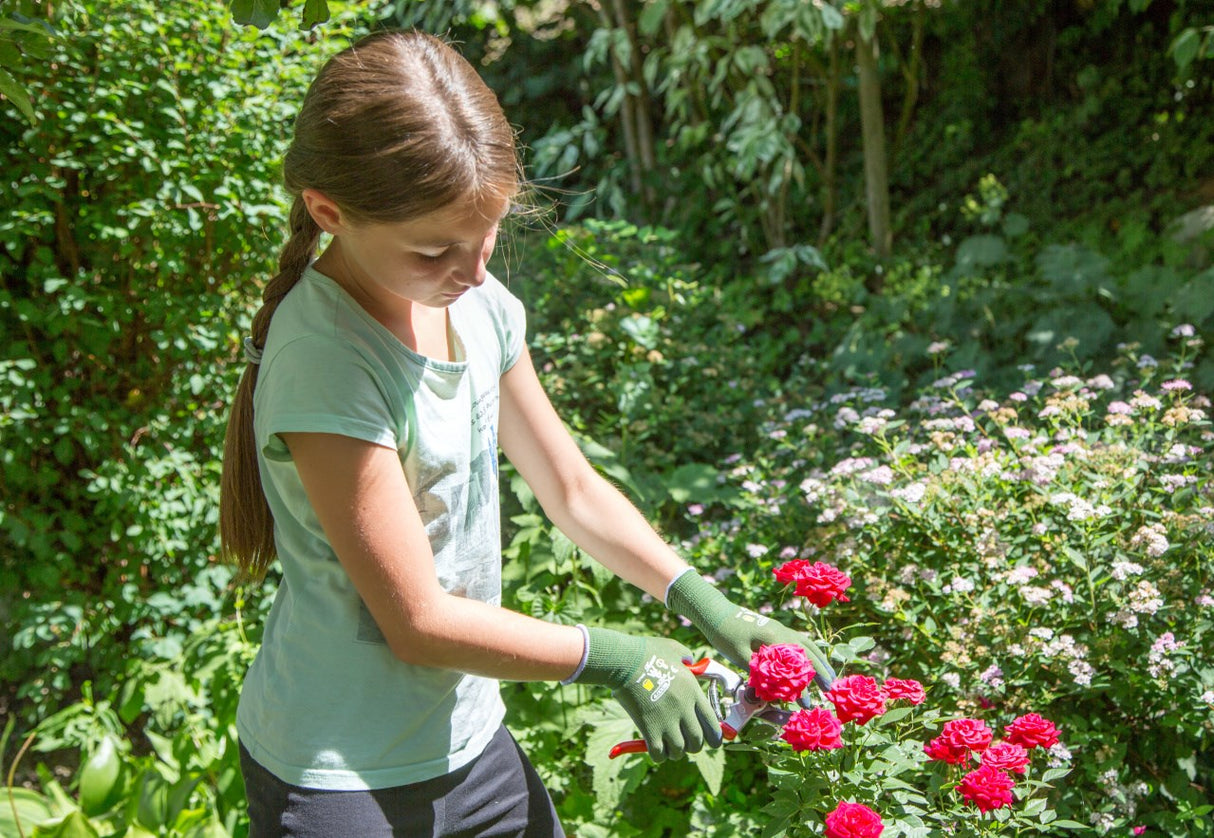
{"left": 236, "top": 265, "right": 525, "bottom": 791}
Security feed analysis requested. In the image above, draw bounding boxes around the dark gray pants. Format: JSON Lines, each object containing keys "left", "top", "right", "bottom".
{"left": 239, "top": 726, "right": 565, "bottom": 837}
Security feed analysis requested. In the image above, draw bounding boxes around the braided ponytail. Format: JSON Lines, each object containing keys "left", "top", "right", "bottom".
{"left": 219, "top": 199, "right": 320, "bottom": 579}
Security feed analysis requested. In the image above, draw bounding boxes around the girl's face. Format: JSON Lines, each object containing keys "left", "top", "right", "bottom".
{"left": 308, "top": 191, "right": 508, "bottom": 312}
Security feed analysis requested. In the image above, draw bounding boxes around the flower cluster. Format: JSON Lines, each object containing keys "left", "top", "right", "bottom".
{"left": 922, "top": 712, "right": 1061, "bottom": 813}
{"left": 738, "top": 560, "right": 1069, "bottom": 834}
{"left": 691, "top": 336, "right": 1207, "bottom": 832}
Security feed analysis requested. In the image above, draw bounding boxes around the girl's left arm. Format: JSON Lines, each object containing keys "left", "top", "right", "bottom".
{"left": 500, "top": 346, "right": 838, "bottom": 687}
{"left": 498, "top": 346, "right": 690, "bottom": 600}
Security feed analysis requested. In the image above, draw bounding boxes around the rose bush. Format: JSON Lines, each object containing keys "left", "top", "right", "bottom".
{"left": 730, "top": 563, "right": 1076, "bottom": 836}
{"left": 675, "top": 331, "right": 1211, "bottom": 834}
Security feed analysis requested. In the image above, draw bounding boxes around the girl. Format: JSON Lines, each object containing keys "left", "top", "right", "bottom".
{"left": 220, "top": 30, "right": 833, "bottom": 838}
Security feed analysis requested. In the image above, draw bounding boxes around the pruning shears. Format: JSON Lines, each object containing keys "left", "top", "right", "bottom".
{"left": 608, "top": 657, "right": 797, "bottom": 758}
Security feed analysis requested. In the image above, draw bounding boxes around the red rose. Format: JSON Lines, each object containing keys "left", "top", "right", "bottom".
{"left": 956, "top": 764, "right": 1016, "bottom": 812}
{"left": 940, "top": 718, "right": 993, "bottom": 753}
{"left": 748, "top": 644, "right": 815, "bottom": 703}
{"left": 824, "top": 801, "right": 884, "bottom": 838}
{"left": 771, "top": 560, "right": 852, "bottom": 607}
{"left": 980, "top": 741, "right": 1031, "bottom": 774}
{"left": 924, "top": 735, "right": 972, "bottom": 765}
{"left": 824, "top": 674, "right": 887, "bottom": 725}
{"left": 773, "top": 559, "right": 812, "bottom": 587}
{"left": 781, "top": 708, "right": 844, "bottom": 752}
{"left": 1004, "top": 713, "right": 1060, "bottom": 749}
{"left": 882, "top": 678, "right": 926, "bottom": 705}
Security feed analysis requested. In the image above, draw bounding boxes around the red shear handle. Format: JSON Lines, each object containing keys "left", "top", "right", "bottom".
{"left": 608, "top": 739, "right": 648, "bottom": 759}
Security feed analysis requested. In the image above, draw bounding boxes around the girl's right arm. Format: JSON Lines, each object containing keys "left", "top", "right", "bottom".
{"left": 281, "top": 430, "right": 721, "bottom": 761}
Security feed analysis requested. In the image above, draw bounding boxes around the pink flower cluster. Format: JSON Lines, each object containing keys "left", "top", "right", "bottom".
{"left": 751, "top": 558, "right": 1066, "bottom": 827}
{"left": 924, "top": 713, "right": 1062, "bottom": 812}
{"left": 778, "top": 676, "right": 926, "bottom": 752}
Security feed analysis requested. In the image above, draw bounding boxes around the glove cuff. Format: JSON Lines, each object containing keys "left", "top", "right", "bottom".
{"left": 667, "top": 569, "right": 737, "bottom": 633}
{"left": 577, "top": 627, "right": 644, "bottom": 689}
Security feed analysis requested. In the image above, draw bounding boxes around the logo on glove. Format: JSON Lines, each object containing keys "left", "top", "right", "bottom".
{"left": 637, "top": 654, "right": 676, "bottom": 701}
{"left": 737, "top": 608, "right": 770, "bottom": 627}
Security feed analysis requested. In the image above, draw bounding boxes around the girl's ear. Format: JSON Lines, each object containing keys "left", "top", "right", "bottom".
{"left": 301, "top": 188, "right": 346, "bottom": 235}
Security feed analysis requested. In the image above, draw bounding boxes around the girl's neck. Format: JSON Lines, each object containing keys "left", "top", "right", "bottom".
{"left": 313, "top": 250, "right": 454, "bottom": 361}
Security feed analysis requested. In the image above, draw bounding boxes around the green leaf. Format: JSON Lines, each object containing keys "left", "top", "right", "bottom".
{"left": 1170, "top": 27, "right": 1199, "bottom": 70}
{"left": 0, "top": 787, "right": 55, "bottom": 834}
{"left": 689, "top": 745, "right": 725, "bottom": 795}
{"left": 1169, "top": 269, "right": 1214, "bottom": 324}
{"left": 637, "top": 0, "right": 669, "bottom": 37}
{"left": 1041, "top": 766, "right": 1072, "bottom": 782}
{"left": 580, "top": 702, "right": 649, "bottom": 814}
{"left": 77, "top": 734, "right": 122, "bottom": 815}
{"left": 30, "top": 810, "right": 101, "bottom": 838}
{"left": 664, "top": 463, "right": 725, "bottom": 504}
{"left": 0, "top": 64, "right": 34, "bottom": 123}
{"left": 954, "top": 234, "right": 1008, "bottom": 269}
{"left": 229, "top": 0, "right": 280, "bottom": 29}
{"left": 1002, "top": 212, "right": 1030, "bottom": 239}
{"left": 301, "top": 0, "right": 330, "bottom": 29}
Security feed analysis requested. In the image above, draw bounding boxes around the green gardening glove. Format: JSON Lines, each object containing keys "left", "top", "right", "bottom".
{"left": 576, "top": 627, "right": 723, "bottom": 762}
{"left": 667, "top": 570, "right": 837, "bottom": 691}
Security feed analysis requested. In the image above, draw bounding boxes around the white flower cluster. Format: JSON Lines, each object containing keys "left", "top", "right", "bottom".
{"left": 858, "top": 465, "right": 895, "bottom": 485}
{"left": 1159, "top": 473, "right": 1198, "bottom": 493}
{"left": 1130, "top": 523, "right": 1170, "bottom": 557}
{"left": 890, "top": 482, "right": 927, "bottom": 504}
{"left": 943, "top": 576, "right": 975, "bottom": 595}
{"left": 1004, "top": 566, "right": 1039, "bottom": 585}
{"left": 1024, "top": 452, "right": 1066, "bottom": 485}
{"left": 1109, "top": 580, "right": 1166, "bottom": 629}
{"left": 1147, "top": 631, "right": 1182, "bottom": 679}
{"left": 1049, "top": 491, "right": 1113, "bottom": 521}
{"left": 1025, "top": 630, "right": 1095, "bottom": 687}
{"left": 1111, "top": 561, "right": 1144, "bottom": 581}
{"left": 979, "top": 664, "right": 1004, "bottom": 690}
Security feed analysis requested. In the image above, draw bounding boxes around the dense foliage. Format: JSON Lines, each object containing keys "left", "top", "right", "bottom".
{"left": 1, "top": 0, "right": 1211, "bottom": 836}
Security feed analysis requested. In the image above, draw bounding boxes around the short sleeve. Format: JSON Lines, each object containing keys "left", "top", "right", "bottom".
{"left": 481, "top": 274, "right": 527, "bottom": 374}
{"left": 254, "top": 334, "right": 401, "bottom": 462}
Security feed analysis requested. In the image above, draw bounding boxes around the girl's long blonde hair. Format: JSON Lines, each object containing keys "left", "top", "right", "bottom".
{"left": 219, "top": 31, "right": 521, "bottom": 580}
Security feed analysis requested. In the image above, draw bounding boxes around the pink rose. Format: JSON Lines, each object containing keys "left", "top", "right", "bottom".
{"left": 940, "top": 718, "right": 993, "bottom": 753}
{"left": 882, "top": 678, "right": 926, "bottom": 705}
{"left": 1004, "top": 713, "right": 1060, "bottom": 749}
{"left": 772, "top": 560, "right": 852, "bottom": 607}
{"left": 980, "top": 741, "right": 1030, "bottom": 774}
{"left": 748, "top": 644, "right": 815, "bottom": 703}
{"left": 824, "top": 801, "right": 884, "bottom": 838}
{"left": 781, "top": 708, "right": 844, "bottom": 752}
{"left": 956, "top": 764, "right": 1016, "bottom": 812}
{"left": 825, "top": 674, "right": 887, "bottom": 725}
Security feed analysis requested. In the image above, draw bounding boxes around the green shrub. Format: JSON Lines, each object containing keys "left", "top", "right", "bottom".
{"left": 682, "top": 332, "right": 1212, "bottom": 834}
{"left": 0, "top": 0, "right": 355, "bottom": 720}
